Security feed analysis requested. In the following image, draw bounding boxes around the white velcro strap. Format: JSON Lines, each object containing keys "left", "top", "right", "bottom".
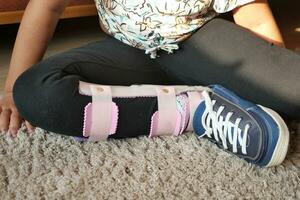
{"left": 153, "top": 86, "right": 178, "bottom": 137}
{"left": 89, "top": 85, "right": 113, "bottom": 141}
{"left": 79, "top": 81, "right": 207, "bottom": 98}
{"left": 187, "top": 91, "right": 203, "bottom": 131}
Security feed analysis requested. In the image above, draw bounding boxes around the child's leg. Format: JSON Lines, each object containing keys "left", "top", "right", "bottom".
{"left": 12, "top": 35, "right": 290, "bottom": 167}
{"left": 12, "top": 37, "right": 175, "bottom": 138}
{"left": 157, "top": 18, "right": 300, "bottom": 119}
{"left": 24, "top": 75, "right": 288, "bottom": 167}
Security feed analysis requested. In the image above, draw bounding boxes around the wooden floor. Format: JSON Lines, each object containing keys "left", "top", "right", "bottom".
{"left": 0, "top": 5, "right": 97, "bottom": 25}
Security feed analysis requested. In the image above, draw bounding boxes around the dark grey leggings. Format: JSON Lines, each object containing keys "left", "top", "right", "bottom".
{"left": 13, "top": 19, "right": 300, "bottom": 139}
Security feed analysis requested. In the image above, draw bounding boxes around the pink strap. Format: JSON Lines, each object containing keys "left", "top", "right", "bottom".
{"left": 149, "top": 110, "right": 182, "bottom": 138}
{"left": 149, "top": 87, "right": 178, "bottom": 137}
{"left": 186, "top": 92, "right": 203, "bottom": 131}
{"left": 89, "top": 85, "right": 113, "bottom": 141}
{"left": 83, "top": 102, "right": 118, "bottom": 138}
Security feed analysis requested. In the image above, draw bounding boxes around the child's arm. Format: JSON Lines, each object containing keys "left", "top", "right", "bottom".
{"left": 0, "top": 0, "right": 70, "bottom": 136}
{"left": 5, "top": 0, "right": 70, "bottom": 92}
{"left": 233, "top": 0, "right": 285, "bottom": 47}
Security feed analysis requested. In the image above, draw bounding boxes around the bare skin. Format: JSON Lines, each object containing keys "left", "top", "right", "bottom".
{"left": 0, "top": 0, "right": 285, "bottom": 137}
{"left": 0, "top": 0, "right": 71, "bottom": 137}
{"left": 233, "top": 0, "right": 285, "bottom": 47}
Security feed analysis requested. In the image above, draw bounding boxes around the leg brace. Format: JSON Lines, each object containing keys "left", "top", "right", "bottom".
{"left": 79, "top": 81, "right": 208, "bottom": 141}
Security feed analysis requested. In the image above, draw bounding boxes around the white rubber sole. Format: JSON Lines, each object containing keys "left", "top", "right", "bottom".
{"left": 259, "top": 106, "right": 290, "bottom": 167}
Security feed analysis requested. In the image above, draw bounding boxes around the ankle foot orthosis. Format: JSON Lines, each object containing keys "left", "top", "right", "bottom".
{"left": 78, "top": 81, "right": 208, "bottom": 141}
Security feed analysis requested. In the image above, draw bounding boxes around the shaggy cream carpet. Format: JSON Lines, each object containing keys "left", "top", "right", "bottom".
{"left": 0, "top": 121, "right": 299, "bottom": 199}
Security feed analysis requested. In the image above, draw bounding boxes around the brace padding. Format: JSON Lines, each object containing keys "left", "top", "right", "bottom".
{"left": 78, "top": 81, "right": 209, "bottom": 141}
{"left": 79, "top": 81, "right": 207, "bottom": 97}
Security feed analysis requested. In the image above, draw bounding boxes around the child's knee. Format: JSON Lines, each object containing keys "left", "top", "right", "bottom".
{"left": 13, "top": 66, "right": 41, "bottom": 125}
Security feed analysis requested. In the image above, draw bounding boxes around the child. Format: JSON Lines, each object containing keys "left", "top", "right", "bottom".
{"left": 0, "top": 0, "right": 299, "bottom": 167}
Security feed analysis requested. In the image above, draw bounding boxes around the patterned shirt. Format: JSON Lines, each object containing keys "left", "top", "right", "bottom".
{"left": 94, "top": 0, "right": 254, "bottom": 58}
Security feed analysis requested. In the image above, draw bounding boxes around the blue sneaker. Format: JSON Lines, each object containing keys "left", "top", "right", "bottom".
{"left": 193, "top": 85, "right": 289, "bottom": 167}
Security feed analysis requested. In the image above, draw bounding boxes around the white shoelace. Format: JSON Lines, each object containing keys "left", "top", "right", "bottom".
{"left": 200, "top": 91, "right": 250, "bottom": 155}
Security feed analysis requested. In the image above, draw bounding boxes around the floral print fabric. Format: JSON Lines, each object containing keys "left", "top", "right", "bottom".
{"left": 94, "top": 0, "right": 254, "bottom": 58}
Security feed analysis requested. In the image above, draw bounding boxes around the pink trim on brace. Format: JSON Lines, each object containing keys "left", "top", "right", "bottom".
{"left": 83, "top": 102, "right": 118, "bottom": 137}
{"left": 178, "top": 94, "right": 190, "bottom": 135}
{"left": 149, "top": 94, "right": 191, "bottom": 137}
{"left": 149, "top": 111, "right": 158, "bottom": 138}
{"left": 83, "top": 103, "right": 92, "bottom": 137}
{"left": 110, "top": 103, "right": 119, "bottom": 135}
{"left": 149, "top": 110, "right": 181, "bottom": 138}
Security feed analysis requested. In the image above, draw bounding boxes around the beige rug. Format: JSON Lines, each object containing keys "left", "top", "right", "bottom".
{"left": 0, "top": 121, "right": 299, "bottom": 199}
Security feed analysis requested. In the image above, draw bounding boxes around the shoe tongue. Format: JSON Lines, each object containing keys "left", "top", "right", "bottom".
{"left": 208, "top": 93, "right": 264, "bottom": 161}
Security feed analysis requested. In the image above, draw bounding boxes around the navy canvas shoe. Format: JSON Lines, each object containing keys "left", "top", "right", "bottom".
{"left": 193, "top": 85, "right": 289, "bottom": 167}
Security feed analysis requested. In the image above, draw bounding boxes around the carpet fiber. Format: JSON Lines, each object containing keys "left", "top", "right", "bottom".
{"left": 1, "top": 121, "right": 299, "bottom": 199}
